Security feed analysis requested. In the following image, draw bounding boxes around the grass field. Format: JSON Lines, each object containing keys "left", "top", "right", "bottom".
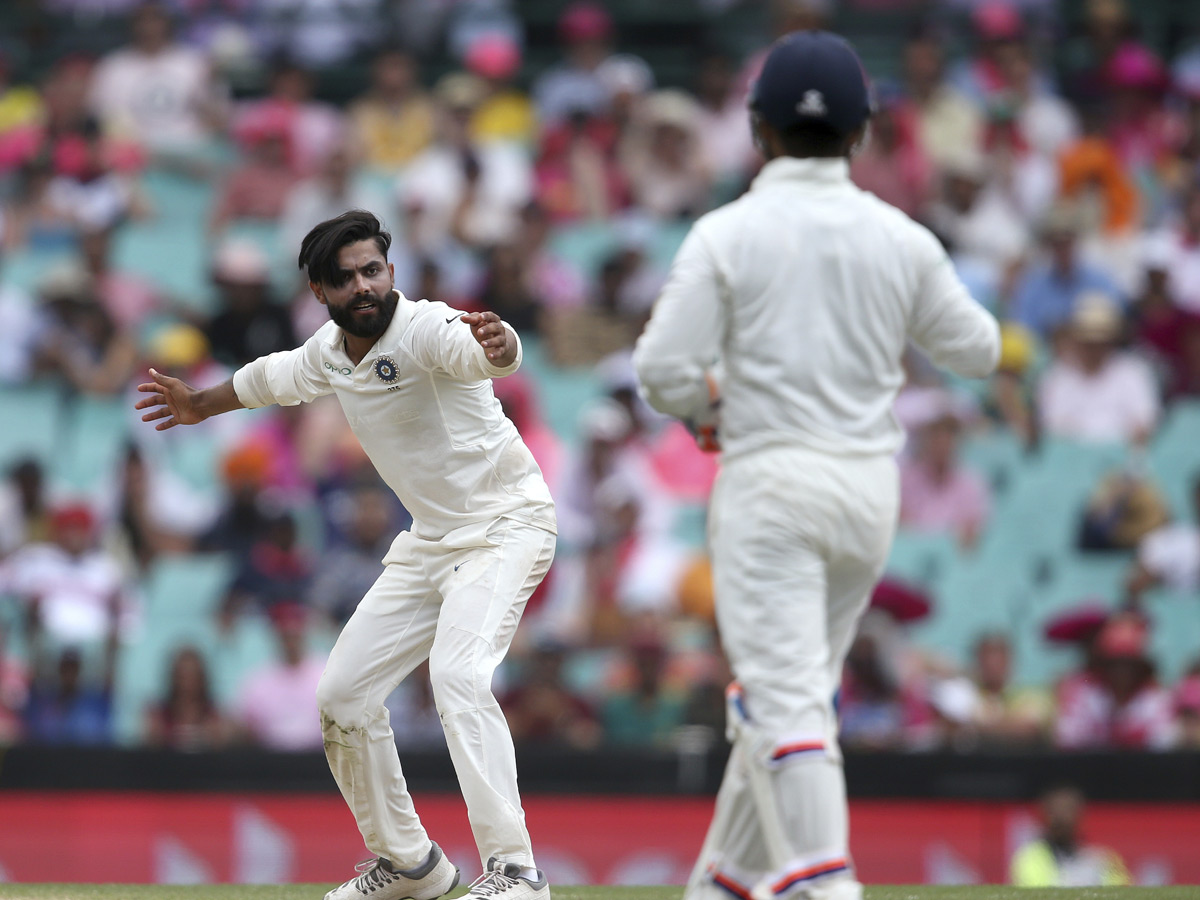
{"left": 0, "top": 887, "right": 1196, "bottom": 900}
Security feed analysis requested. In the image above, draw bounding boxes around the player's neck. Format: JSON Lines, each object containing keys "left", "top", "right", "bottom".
{"left": 343, "top": 334, "right": 377, "bottom": 366}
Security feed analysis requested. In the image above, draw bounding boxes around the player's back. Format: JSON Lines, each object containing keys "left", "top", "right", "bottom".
{"left": 693, "top": 156, "right": 997, "bottom": 459}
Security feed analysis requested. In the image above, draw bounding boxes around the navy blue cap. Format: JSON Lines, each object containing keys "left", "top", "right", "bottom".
{"left": 749, "top": 31, "right": 872, "bottom": 137}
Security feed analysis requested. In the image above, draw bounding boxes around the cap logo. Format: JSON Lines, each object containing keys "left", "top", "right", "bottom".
{"left": 796, "top": 89, "right": 827, "bottom": 117}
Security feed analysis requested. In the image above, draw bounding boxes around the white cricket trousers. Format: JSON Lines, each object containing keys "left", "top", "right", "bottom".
{"left": 699, "top": 445, "right": 898, "bottom": 900}
{"left": 316, "top": 517, "right": 556, "bottom": 870}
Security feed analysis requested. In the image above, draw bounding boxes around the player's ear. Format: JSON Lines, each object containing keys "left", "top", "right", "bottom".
{"left": 388, "top": 261, "right": 395, "bottom": 285}
{"left": 309, "top": 281, "right": 327, "bottom": 305}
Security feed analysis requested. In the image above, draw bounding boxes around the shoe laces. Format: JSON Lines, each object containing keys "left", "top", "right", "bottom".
{"left": 353, "top": 858, "right": 397, "bottom": 894}
{"left": 467, "top": 866, "right": 521, "bottom": 897}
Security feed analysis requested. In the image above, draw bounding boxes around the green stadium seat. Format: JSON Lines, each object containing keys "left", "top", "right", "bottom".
{"left": 519, "top": 338, "right": 605, "bottom": 443}
{"left": 549, "top": 222, "right": 619, "bottom": 278}
{"left": 112, "top": 617, "right": 221, "bottom": 746}
{"left": 0, "top": 383, "right": 62, "bottom": 472}
{"left": 1145, "top": 587, "right": 1200, "bottom": 683}
{"left": 51, "top": 395, "right": 131, "bottom": 493}
{"left": 885, "top": 530, "right": 959, "bottom": 588}
{"left": 142, "top": 553, "right": 235, "bottom": 623}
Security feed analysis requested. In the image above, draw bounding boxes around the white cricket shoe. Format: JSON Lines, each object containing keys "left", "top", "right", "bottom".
{"left": 463, "top": 858, "right": 550, "bottom": 900}
{"left": 324, "top": 842, "right": 460, "bottom": 900}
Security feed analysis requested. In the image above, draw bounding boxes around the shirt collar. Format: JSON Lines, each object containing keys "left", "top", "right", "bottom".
{"left": 750, "top": 156, "right": 851, "bottom": 192}
{"left": 324, "top": 289, "right": 413, "bottom": 356}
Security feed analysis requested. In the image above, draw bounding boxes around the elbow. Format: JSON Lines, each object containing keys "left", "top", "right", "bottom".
{"left": 951, "top": 317, "right": 1003, "bottom": 379}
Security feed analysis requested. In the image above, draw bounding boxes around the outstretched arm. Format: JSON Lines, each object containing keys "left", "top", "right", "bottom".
{"left": 135, "top": 368, "right": 245, "bottom": 431}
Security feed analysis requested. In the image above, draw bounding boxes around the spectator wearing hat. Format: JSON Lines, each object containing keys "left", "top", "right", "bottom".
{"left": 349, "top": 49, "right": 435, "bottom": 172}
{"left": 839, "top": 584, "right": 936, "bottom": 751}
{"left": 42, "top": 116, "right": 149, "bottom": 237}
{"left": 1010, "top": 786, "right": 1131, "bottom": 886}
{"left": 533, "top": 2, "right": 615, "bottom": 127}
{"left": 204, "top": 240, "right": 296, "bottom": 368}
{"left": 1011, "top": 203, "right": 1123, "bottom": 340}
{"left": 88, "top": 2, "right": 225, "bottom": 156}
{"left": 1038, "top": 292, "right": 1159, "bottom": 444}
{"left": 620, "top": 90, "right": 713, "bottom": 221}
{"left": 32, "top": 260, "right": 138, "bottom": 396}
{"left": 0, "top": 503, "right": 134, "bottom": 648}
{"left": 234, "top": 60, "right": 342, "bottom": 177}
{"left": 1055, "top": 613, "right": 1176, "bottom": 749}
{"left": 235, "top": 602, "right": 325, "bottom": 751}
{"left": 948, "top": 2, "right": 1049, "bottom": 109}
{"left": 899, "top": 398, "right": 991, "bottom": 548}
{"left": 399, "top": 73, "right": 533, "bottom": 254}
{"left": 1126, "top": 475, "right": 1200, "bottom": 603}
{"left": 209, "top": 113, "right": 300, "bottom": 235}
{"left": 464, "top": 34, "right": 536, "bottom": 146}
{"left": 1101, "top": 42, "right": 1173, "bottom": 175}
{"left": 595, "top": 53, "right": 655, "bottom": 136}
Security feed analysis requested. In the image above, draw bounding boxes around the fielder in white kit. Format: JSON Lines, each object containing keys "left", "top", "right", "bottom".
{"left": 633, "top": 32, "right": 1000, "bottom": 900}
{"left": 136, "top": 210, "right": 556, "bottom": 900}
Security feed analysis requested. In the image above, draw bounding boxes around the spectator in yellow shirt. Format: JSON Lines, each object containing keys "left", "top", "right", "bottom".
{"left": 349, "top": 49, "right": 435, "bottom": 171}
{"left": 1011, "top": 786, "right": 1131, "bottom": 886}
{"left": 464, "top": 34, "right": 536, "bottom": 147}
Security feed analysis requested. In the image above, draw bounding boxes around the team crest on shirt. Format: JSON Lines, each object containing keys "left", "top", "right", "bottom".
{"left": 374, "top": 355, "right": 399, "bottom": 384}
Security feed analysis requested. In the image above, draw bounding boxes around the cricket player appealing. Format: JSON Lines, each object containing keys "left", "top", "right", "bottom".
{"left": 136, "top": 210, "right": 556, "bottom": 900}
{"left": 634, "top": 33, "right": 1000, "bottom": 900}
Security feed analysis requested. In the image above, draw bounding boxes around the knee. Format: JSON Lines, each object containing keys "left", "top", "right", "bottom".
{"left": 428, "top": 633, "right": 488, "bottom": 713}
{"left": 315, "top": 666, "right": 358, "bottom": 725}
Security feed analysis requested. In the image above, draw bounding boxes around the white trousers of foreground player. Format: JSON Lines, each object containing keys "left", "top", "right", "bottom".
{"left": 695, "top": 446, "right": 898, "bottom": 900}
{"left": 317, "top": 518, "right": 555, "bottom": 870}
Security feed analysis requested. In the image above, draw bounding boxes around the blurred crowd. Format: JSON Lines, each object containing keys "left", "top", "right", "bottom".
{"left": 0, "top": 0, "right": 1199, "bottom": 756}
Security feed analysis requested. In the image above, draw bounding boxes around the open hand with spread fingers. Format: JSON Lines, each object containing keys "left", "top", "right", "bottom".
{"left": 459, "top": 311, "right": 517, "bottom": 367}
{"left": 134, "top": 368, "right": 242, "bottom": 430}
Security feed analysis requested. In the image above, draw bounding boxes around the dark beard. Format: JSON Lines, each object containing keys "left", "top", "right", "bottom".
{"left": 327, "top": 290, "right": 398, "bottom": 339}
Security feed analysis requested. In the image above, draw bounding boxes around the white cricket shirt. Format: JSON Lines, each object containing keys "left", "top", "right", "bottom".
{"left": 233, "top": 292, "right": 556, "bottom": 543}
{"left": 634, "top": 156, "right": 1001, "bottom": 459}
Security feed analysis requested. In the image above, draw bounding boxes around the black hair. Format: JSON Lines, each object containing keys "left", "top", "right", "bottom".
{"left": 298, "top": 209, "right": 392, "bottom": 287}
{"left": 777, "top": 121, "right": 848, "bottom": 158}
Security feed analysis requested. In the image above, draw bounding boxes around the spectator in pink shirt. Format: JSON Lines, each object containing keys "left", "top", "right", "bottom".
{"left": 850, "top": 85, "right": 933, "bottom": 219}
{"left": 899, "top": 403, "right": 991, "bottom": 548}
{"left": 235, "top": 603, "right": 325, "bottom": 751}
{"left": 209, "top": 114, "right": 299, "bottom": 235}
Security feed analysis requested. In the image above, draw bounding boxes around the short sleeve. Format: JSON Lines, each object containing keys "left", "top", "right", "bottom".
{"left": 403, "top": 302, "right": 522, "bottom": 381}
{"left": 232, "top": 334, "right": 333, "bottom": 409}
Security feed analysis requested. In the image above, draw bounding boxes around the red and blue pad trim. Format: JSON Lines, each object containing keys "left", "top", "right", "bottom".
{"left": 709, "top": 866, "right": 753, "bottom": 900}
{"left": 770, "top": 857, "right": 849, "bottom": 894}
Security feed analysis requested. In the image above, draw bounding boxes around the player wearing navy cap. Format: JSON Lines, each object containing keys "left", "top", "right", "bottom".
{"left": 634, "top": 31, "right": 999, "bottom": 900}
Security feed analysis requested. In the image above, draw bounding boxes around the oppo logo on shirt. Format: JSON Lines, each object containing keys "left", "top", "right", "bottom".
{"left": 324, "top": 362, "right": 353, "bottom": 376}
